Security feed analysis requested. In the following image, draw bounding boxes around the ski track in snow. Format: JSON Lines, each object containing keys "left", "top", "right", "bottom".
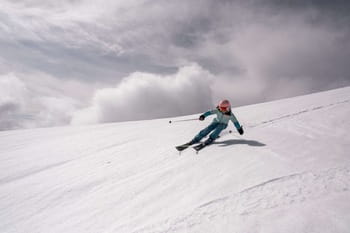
{"left": 0, "top": 160, "right": 72, "bottom": 185}
{"left": 134, "top": 166, "right": 350, "bottom": 233}
{"left": 0, "top": 139, "right": 136, "bottom": 186}
{"left": 248, "top": 99, "right": 350, "bottom": 128}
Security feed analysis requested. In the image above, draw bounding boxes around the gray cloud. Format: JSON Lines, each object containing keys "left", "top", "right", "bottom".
{"left": 0, "top": 0, "right": 350, "bottom": 129}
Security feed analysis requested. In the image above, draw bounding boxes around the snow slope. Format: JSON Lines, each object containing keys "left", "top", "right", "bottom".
{"left": 0, "top": 87, "right": 350, "bottom": 233}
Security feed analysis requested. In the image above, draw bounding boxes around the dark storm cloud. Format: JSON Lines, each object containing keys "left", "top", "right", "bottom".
{"left": 261, "top": 0, "right": 350, "bottom": 13}
{"left": 0, "top": 1, "right": 179, "bottom": 82}
{"left": 256, "top": 0, "right": 350, "bottom": 30}
{"left": 0, "top": 39, "right": 176, "bottom": 82}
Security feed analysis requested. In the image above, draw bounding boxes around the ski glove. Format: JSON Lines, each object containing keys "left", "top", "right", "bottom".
{"left": 237, "top": 126, "right": 244, "bottom": 135}
{"left": 199, "top": 115, "right": 205, "bottom": 121}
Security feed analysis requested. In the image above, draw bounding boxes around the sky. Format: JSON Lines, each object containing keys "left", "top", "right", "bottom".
{"left": 1, "top": 0, "right": 350, "bottom": 130}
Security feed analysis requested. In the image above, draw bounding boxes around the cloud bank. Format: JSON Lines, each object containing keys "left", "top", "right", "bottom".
{"left": 71, "top": 64, "right": 213, "bottom": 124}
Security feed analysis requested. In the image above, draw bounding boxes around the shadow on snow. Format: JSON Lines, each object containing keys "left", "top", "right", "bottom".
{"left": 214, "top": 139, "right": 266, "bottom": 147}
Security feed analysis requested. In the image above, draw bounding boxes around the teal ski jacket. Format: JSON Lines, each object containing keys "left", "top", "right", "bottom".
{"left": 202, "top": 107, "right": 242, "bottom": 130}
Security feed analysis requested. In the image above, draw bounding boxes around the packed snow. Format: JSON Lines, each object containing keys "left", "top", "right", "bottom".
{"left": 0, "top": 87, "right": 350, "bottom": 233}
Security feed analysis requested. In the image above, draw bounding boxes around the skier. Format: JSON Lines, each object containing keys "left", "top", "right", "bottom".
{"left": 176, "top": 100, "right": 244, "bottom": 151}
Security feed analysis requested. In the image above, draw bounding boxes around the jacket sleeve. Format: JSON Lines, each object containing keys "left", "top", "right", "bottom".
{"left": 230, "top": 113, "right": 241, "bottom": 129}
{"left": 203, "top": 109, "right": 218, "bottom": 117}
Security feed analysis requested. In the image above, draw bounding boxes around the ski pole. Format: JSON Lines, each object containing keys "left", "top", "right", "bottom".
{"left": 168, "top": 118, "right": 198, "bottom": 124}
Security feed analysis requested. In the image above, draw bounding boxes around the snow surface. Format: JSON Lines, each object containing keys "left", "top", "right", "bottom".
{"left": 1, "top": 87, "right": 350, "bottom": 233}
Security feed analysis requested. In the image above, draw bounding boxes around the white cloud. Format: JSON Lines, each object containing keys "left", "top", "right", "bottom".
{"left": 71, "top": 64, "right": 214, "bottom": 124}
{"left": 0, "top": 73, "right": 79, "bottom": 130}
{"left": 0, "top": 74, "right": 28, "bottom": 130}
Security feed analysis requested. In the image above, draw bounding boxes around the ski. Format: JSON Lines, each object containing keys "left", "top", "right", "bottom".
{"left": 193, "top": 143, "right": 207, "bottom": 153}
{"left": 193, "top": 139, "right": 213, "bottom": 153}
{"left": 176, "top": 139, "right": 214, "bottom": 154}
{"left": 175, "top": 143, "right": 192, "bottom": 152}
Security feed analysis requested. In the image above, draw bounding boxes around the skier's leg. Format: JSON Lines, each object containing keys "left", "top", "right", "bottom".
{"left": 205, "top": 123, "right": 227, "bottom": 144}
{"left": 191, "top": 122, "right": 219, "bottom": 144}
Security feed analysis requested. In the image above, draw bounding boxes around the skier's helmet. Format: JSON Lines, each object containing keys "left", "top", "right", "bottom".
{"left": 218, "top": 99, "right": 231, "bottom": 112}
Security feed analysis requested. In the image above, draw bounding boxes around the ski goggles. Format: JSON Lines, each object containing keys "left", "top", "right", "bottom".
{"left": 219, "top": 106, "right": 229, "bottom": 112}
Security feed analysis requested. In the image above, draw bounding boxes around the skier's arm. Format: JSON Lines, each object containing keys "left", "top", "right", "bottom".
{"left": 230, "top": 113, "right": 244, "bottom": 135}
{"left": 199, "top": 109, "right": 218, "bottom": 120}
{"left": 203, "top": 109, "right": 218, "bottom": 117}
